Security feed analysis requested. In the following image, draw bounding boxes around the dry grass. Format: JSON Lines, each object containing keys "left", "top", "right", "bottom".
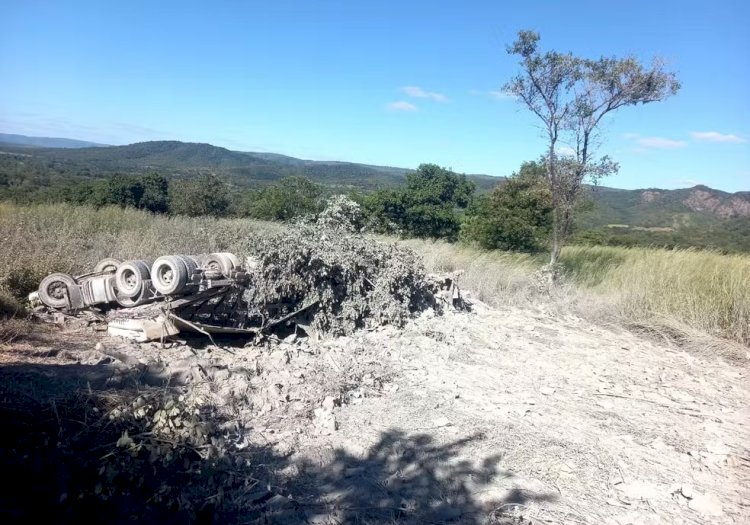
{"left": 393, "top": 238, "right": 542, "bottom": 303}
{"left": 398, "top": 239, "right": 750, "bottom": 347}
{"left": 561, "top": 245, "right": 750, "bottom": 347}
{"left": 0, "top": 202, "right": 283, "bottom": 299}
{"left": 2, "top": 201, "right": 748, "bottom": 347}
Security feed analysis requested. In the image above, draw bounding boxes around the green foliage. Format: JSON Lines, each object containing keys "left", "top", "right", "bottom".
{"left": 363, "top": 164, "right": 475, "bottom": 240}
{"left": 169, "top": 173, "right": 231, "bottom": 217}
{"left": 50, "top": 172, "right": 170, "bottom": 213}
{"left": 240, "top": 176, "right": 324, "bottom": 221}
{"left": 462, "top": 169, "right": 553, "bottom": 251}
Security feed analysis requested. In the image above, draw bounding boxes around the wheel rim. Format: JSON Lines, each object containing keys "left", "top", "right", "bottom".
{"left": 158, "top": 266, "right": 175, "bottom": 285}
{"left": 122, "top": 269, "right": 137, "bottom": 291}
{"left": 47, "top": 281, "right": 67, "bottom": 300}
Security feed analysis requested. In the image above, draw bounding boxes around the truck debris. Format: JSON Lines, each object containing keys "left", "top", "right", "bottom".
{"left": 30, "top": 230, "right": 464, "bottom": 342}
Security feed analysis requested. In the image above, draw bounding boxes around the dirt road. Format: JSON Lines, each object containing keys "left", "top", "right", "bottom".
{"left": 2, "top": 300, "right": 748, "bottom": 524}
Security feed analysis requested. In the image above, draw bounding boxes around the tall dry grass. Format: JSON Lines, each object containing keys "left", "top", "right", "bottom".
{"left": 398, "top": 239, "right": 750, "bottom": 346}
{"left": 561, "top": 245, "right": 750, "bottom": 346}
{"left": 1, "top": 202, "right": 748, "bottom": 347}
{"left": 0, "top": 202, "right": 283, "bottom": 310}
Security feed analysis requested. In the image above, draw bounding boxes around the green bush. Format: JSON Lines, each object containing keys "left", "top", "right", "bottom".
{"left": 461, "top": 171, "right": 552, "bottom": 251}
{"left": 240, "top": 176, "right": 324, "bottom": 221}
{"left": 169, "top": 173, "right": 231, "bottom": 217}
{"left": 362, "top": 164, "right": 475, "bottom": 240}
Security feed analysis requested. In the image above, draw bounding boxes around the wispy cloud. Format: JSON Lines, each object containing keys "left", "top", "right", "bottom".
{"left": 469, "top": 89, "right": 514, "bottom": 101}
{"left": 690, "top": 131, "right": 746, "bottom": 144}
{"left": 386, "top": 101, "right": 418, "bottom": 112}
{"left": 400, "top": 86, "right": 448, "bottom": 102}
{"left": 488, "top": 90, "right": 513, "bottom": 100}
{"left": 556, "top": 145, "right": 576, "bottom": 156}
{"left": 624, "top": 133, "right": 687, "bottom": 150}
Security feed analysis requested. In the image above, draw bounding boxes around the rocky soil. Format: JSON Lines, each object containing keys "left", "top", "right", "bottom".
{"left": 1, "top": 298, "right": 748, "bottom": 524}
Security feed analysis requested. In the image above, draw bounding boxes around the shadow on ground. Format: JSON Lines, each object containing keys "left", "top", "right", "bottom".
{"left": 0, "top": 360, "right": 555, "bottom": 524}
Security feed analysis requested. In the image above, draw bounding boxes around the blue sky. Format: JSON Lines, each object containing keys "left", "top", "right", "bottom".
{"left": 1, "top": 0, "right": 748, "bottom": 191}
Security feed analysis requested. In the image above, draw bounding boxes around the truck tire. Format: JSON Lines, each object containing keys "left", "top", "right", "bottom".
{"left": 94, "top": 258, "right": 122, "bottom": 273}
{"left": 38, "top": 273, "right": 79, "bottom": 309}
{"left": 115, "top": 260, "right": 151, "bottom": 299}
{"left": 204, "top": 252, "right": 240, "bottom": 277}
{"left": 174, "top": 255, "right": 199, "bottom": 279}
{"left": 114, "top": 293, "right": 148, "bottom": 308}
{"left": 151, "top": 256, "right": 189, "bottom": 295}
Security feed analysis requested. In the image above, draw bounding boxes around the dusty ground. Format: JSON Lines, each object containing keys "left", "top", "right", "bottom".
{"left": 1, "top": 298, "right": 748, "bottom": 524}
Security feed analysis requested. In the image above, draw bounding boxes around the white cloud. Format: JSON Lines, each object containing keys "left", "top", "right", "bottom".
{"left": 636, "top": 137, "right": 687, "bottom": 149}
{"left": 386, "top": 101, "right": 418, "bottom": 112}
{"left": 488, "top": 90, "right": 513, "bottom": 100}
{"left": 556, "top": 145, "right": 576, "bottom": 156}
{"left": 624, "top": 133, "right": 687, "bottom": 150}
{"left": 400, "top": 86, "right": 448, "bottom": 102}
{"left": 690, "top": 131, "right": 746, "bottom": 143}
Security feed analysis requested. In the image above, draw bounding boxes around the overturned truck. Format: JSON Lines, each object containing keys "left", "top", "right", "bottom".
{"left": 30, "top": 233, "right": 464, "bottom": 342}
{"left": 30, "top": 253, "right": 265, "bottom": 341}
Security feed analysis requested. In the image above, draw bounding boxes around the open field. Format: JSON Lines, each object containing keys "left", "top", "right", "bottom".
{"left": 1, "top": 201, "right": 748, "bottom": 523}
{"left": 2, "top": 202, "right": 749, "bottom": 347}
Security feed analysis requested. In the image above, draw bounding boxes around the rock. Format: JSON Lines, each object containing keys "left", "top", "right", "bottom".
{"left": 322, "top": 395, "right": 337, "bottom": 411}
{"left": 313, "top": 407, "right": 338, "bottom": 434}
{"left": 680, "top": 484, "right": 694, "bottom": 499}
{"left": 432, "top": 416, "right": 451, "bottom": 427}
{"left": 688, "top": 493, "right": 723, "bottom": 516}
{"left": 540, "top": 386, "right": 555, "bottom": 396}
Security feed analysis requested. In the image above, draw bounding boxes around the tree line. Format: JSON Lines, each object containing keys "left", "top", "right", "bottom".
{"left": 1, "top": 161, "right": 555, "bottom": 252}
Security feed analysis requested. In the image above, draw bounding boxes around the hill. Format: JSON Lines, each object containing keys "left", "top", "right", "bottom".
{"left": 0, "top": 133, "right": 107, "bottom": 149}
{"left": 1, "top": 135, "right": 748, "bottom": 251}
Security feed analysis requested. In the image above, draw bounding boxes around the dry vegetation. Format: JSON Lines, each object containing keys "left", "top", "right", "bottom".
{"left": 1, "top": 201, "right": 749, "bottom": 347}
{"left": 389, "top": 240, "right": 750, "bottom": 348}
{"left": 1, "top": 201, "right": 748, "bottom": 524}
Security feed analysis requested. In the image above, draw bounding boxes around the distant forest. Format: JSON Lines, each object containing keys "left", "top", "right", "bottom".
{"left": 1, "top": 140, "right": 749, "bottom": 253}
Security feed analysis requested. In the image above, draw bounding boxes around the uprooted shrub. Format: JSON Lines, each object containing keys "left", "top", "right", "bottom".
{"left": 240, "top": 227, "right": 438, "bottom": 336}
{"left": 316, "top": 195, "right": 363, "bottom": 232}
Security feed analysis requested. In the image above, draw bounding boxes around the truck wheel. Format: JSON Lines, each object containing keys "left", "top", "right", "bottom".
{"left": 204, "top": 252, "right": 240, "bottom": 277}
{"left": 94, "top": 258, "right": 122, "bottom": 273}
{"left": 38, "top": 273, "right": 78, "bottom": 309}
{"left": 115, "top": 293, "right": 148, "bottom": 308}
{"left": 151, "top": 256, "right": 189, "bottom": 295}
{"left": 115, "top": 260, "right": 151, "bottom": 299}
{"left": 174, "top": 255, "right": 199, "bottom": 280}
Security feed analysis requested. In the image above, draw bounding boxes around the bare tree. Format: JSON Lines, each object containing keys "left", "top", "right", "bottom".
{"left": 504, "top": 31, "right": 680, "bottom": 265}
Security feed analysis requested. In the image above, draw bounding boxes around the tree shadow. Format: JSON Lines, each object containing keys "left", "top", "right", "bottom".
{"left": 0, "top": 360, "right": 556, "bottom": 524}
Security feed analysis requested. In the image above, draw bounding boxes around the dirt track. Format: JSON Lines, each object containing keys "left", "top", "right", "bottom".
{"left": 2, "top": 299, "right": 748, "bottom": 524}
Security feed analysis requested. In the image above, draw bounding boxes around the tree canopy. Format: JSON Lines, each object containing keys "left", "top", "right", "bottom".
{"left": 363, "top": 164, "right": 475, "bottom": 240}
{"left": 504, "top": 30, "right": 680, "bottom": 264}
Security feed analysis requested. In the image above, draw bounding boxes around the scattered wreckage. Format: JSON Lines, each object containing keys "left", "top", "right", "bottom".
{"left": 30, "top": 245, "right": 465, "bottom": 343}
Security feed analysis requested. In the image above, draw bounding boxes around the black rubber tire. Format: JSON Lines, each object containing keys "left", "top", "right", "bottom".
{"left": 151, "top": 256, "right": 189, "bottom": 295}
{"left": 38, "top": 273, "right": 78, "bottom": 309}
{"left": 115, "top": 260, "right": 151, "bottom": 299}
{"left": 93, "top": 258, "right": 122, "bottom": 273}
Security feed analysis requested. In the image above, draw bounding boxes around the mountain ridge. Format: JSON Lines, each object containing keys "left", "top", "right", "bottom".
{"left": 1, "top": 135, "right": 748, "bottom": 231}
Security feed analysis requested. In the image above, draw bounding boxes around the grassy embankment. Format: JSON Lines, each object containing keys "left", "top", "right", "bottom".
{"left": 1, "top": 202, "right": 748, "bottom": 347}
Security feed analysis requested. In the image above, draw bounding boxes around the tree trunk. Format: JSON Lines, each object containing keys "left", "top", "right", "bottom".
{"left": 547, "top": 139, "right": 561, "bottom": 267}
{"left": 550, "top": 209, "right": 561, "bottom": 266}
